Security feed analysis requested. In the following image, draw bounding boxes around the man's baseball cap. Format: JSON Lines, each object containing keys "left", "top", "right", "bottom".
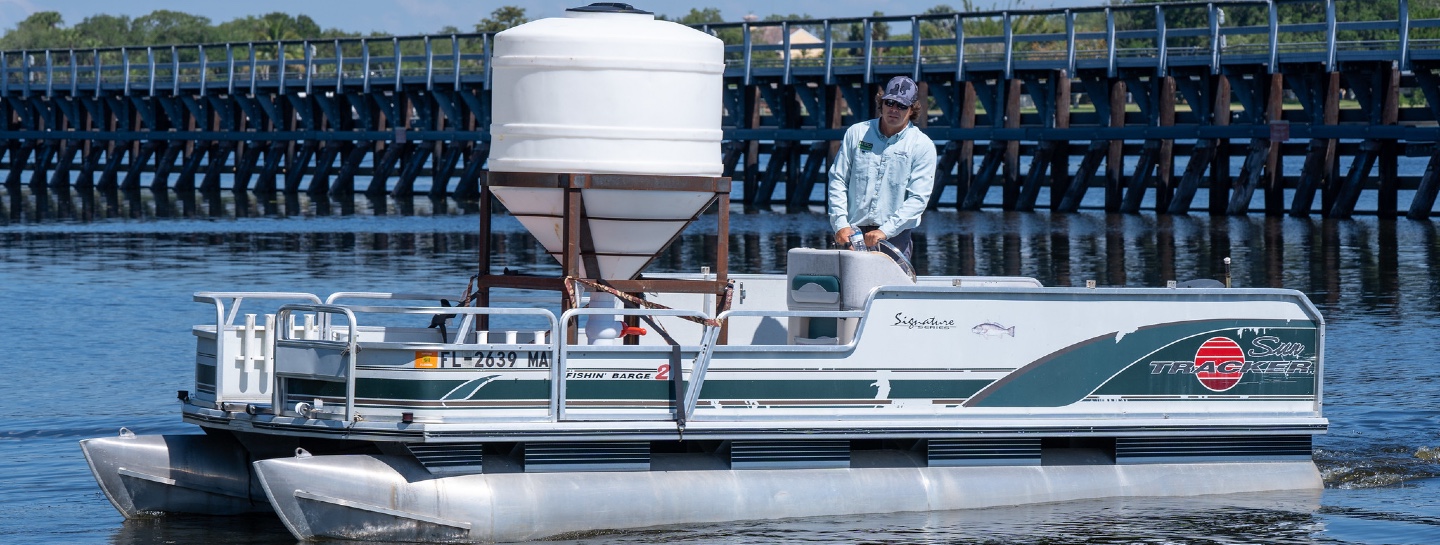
{"left": 882, "top": 76, "right": 918, "bottom": 108}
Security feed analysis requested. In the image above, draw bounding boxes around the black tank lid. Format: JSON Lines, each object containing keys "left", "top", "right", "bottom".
{"left": 567, "top": 3, "right": 653, "bottom": 15}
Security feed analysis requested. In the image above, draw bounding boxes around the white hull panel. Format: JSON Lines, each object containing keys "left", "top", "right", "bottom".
{"left": 256, "top": 453, "right": 1321, "bottom": 543}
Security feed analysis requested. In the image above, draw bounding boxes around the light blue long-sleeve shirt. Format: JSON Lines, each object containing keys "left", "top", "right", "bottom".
{"left": 827, "top": 120, "right": 936, "bottom": 238}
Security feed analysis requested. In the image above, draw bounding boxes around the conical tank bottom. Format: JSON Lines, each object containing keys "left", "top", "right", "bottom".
{"left": 490, "top": 185, "right": 715, "bottom": 280}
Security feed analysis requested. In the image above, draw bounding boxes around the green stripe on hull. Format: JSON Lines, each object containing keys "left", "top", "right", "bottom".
{"left": 966, "top": 320, "right": 1318, "bottom": 408}
{"left": 286, "top": 377, "right": 550, "bottom": 401}
{"left": 283, "top": 377, "right": 993, "bottom": 404}
{"left": 696, "top": 379, "right": 990, "bottom": 400}
{"left": 557, "top": 379, "right": 993, "bottom": 402}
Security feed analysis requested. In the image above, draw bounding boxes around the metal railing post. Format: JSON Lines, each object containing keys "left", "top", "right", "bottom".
{"left": 44, "top": 49, "right": 52, "bottom": 97}
{"left": 147, "top": 46, "right": 156, "bottom": 95}
{"left": 1157, "top": 6, "right": 1168, "bottom": 76}
{"left": 393, "top": 37, "right": 401, "bottom": 91}
{"left": 1400, "top": 0, "right": 1411, "bottom": 71}
{"left": 911, "top": 16, "right": 921, "bottom": 81}
{"left": 1325, "top": 0, "right": 1337, "bottom": 72}
{"left": 864, "top": 19, "right": 874, "bottom": 84}
{"left": 346, "top": 334, "right": 356, "bottom": 423}
{"left": 425, "top": 35, "right": 434, "bottom": 91}
{"left": 93, "top": 49, "right": 100, "bottom": 95}
{"left": 1106, "top": 7, "right": 1117, "bottom": 78}
{"left": 198, "top": 297, "right": 229, "bottom": 406}
{"left": 248, "top": 43, "right": 257, "bottom": 95}
{"left": 782, "top": 21, "right": 792, "bottom": 86}
{"left": 336, "top": 40, "right": 345, "bottom": 92}
{"left": 1208, "top": 3, "right": 1221, "bottom": 75}
{"left": 199, "top": 45, "right": 208, "bottom": 94}
{"left": 742, "top": 22, "right": 753, "bottom": 86}
{"left": 21, "top": 50, "right": 30, "bottom": 97}
{"left": 1004, "top": 12, "right": 1015, "bottom": 80}
{"left": 171, "top": 45, "right": 180, "bottom": 94}
{"left": 121, "top": 47, "right": 130, "bottom": 96}
{"left": 452, "top": 34, "right": 462, "bottom": 90}
{"left": 70, "top": 49, "right": 78, "bottom": 95}
{"left": 304, "top": 41, "right": 313, "bottom": 95}
{"left": 1066, "top": 10, "right": 1077, "bottom": 77}
{"left": 362, "top": 38, "right": 371, "bottom": 93}
{"left": 1268, "top": 1, "right": 1279, "bottom": 74}
{"left": 226, "top": 44, "right": 235, "bottom": 96}
{"left": 483, "top": 33, "right": 493, "bottom": 91}
{"left": 955, "top": 13, "right": 965, "bottom": 82}
{"left": 278, "top": 40, "right": 287, "bottom": 94}
{"left": 824, "top": 20, "right": 834, "bottom": 85}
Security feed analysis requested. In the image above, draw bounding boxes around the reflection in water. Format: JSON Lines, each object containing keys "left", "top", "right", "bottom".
{"left": 1051, "top": 213, "right": 1070, "bottom": 285}
{"left": 530, "top": 491, "right": 1325, "bottom": 545}
{"left": 667, "top": 212, "right": 1413, "bottom": 317}
{"left": 113, "top": 514, "right": 293, "bottom": 545}
{"left": 0, "top": 206, "right": 1418, "bottom": 319}
{"left": 1320, "top": 219, "right": 1342, "bottom": 305}
{"left": 2, "top": 186, "right": 479, "bottom": 223}
{"left": 1265, "top": 216, "right": 1284, "bottom": 288}
{"left": 0, "top": 183, "right": 1400, "bottom": 301}
{"left": 1, "top": 207, "right": 1417, "bottom": 315}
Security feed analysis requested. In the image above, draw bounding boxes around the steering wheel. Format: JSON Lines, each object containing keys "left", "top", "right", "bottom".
{"left": 874, "top": 240, "right": 916, "bottom": 283}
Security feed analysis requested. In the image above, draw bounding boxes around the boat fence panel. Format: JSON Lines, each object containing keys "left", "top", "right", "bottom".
{"left": 191, "top": 292, "right": 325, "bottom": 410}
{"left": 271, "top": 302, "right": 560, "bottom": 423}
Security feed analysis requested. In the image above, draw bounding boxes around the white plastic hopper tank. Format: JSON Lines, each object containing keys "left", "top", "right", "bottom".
{"left": 487, "top": 3, "right": 726, "bottom": 280}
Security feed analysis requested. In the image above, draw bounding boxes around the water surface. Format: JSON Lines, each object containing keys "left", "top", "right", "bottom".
{"left": 2, "top": 200, "right": 1439, "bottom": 544}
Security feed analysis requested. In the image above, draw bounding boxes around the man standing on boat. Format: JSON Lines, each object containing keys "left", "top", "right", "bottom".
{"left": 827, "top": 75, "right": 936, "bottom": 262}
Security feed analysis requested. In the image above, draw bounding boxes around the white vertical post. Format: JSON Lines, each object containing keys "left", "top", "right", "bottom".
{"left": 1066, "top": 10, "right": 1076, "bottom": 77}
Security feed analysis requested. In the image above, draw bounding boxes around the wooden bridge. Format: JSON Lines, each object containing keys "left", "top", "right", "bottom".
{"left": 2, "top": 0, "right": 1439, "bottom": 221}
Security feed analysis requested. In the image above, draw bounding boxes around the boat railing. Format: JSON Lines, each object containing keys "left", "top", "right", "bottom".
{"left": 192, "top": 291, "right": 324, "bottom": 409}
{"left": 274, "top": 302, "right": 559, "bottom": 422}
{"left": 323, "top": 291, "right": 550, "bottom": 306}
{"left": 325, "top": 291, "right": 475, "bottom": 340}
{"left": 272, "top": 303, "right": 359, "bottom": 421}
{"left": 322, "top": 291, "right": 552, "bottom": 337}
{"left": 557, "top": 307, "right": 720, "bottom": 424}
{"left": 325, "top": 291, "right": 459, "bottom": 304}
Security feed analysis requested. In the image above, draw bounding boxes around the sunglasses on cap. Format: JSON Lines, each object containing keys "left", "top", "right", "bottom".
{"left": 882, "top": 99, "right": 908, "bottom": 110}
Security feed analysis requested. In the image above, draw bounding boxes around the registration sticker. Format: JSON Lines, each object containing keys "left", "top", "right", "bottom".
{"left": 415, "top": 350, "right": 439, "bottom": 369}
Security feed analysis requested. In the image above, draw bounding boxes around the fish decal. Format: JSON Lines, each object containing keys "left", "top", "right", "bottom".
{"left": 972, "top": 322, "right": 1015, "bottom": 338}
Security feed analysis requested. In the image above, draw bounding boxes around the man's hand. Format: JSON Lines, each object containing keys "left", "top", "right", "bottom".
{"left": 835, "top": 226, "right": 855, "bottom": 247}
{"left": 863, "top": 229, "right": 888, "bottom": 248}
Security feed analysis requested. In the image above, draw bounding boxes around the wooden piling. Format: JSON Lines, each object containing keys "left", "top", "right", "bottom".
{"left": 1208, "top": 74, "right": 1231, "bottom": 215}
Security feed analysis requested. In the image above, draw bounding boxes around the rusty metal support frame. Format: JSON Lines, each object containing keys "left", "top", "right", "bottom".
{"left": 476, "top": 171, "right": 732, "bottom": 340}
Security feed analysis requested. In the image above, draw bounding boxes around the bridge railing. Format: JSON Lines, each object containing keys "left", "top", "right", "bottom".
{"left": 0, "top": 33, "right": 496, "bottom": 96}
{"left": 0, "top": 0, "right": 1434, "bottom": 97}
{"left": 697, "top": 0, "right": 1427, "bottom": 82}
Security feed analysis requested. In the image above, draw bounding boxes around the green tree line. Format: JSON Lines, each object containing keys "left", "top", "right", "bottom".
{"left": 0, "top": 6, "right": 534, "bottom": 50}
{"left": 0, "top": 1, "right": 1429, "bottom": 53}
